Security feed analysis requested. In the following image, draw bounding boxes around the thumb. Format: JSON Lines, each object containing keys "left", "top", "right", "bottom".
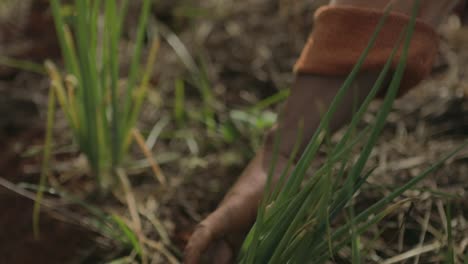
{"left": 184, "top": 209, "right": 229, "bottom": 264}
{"left": 184, "top": 223, "right": 214, "bottom": 264}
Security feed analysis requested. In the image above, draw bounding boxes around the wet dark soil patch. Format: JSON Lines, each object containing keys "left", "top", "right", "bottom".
{"left": 0, "top": 129, "right": 99, "bottom": 264}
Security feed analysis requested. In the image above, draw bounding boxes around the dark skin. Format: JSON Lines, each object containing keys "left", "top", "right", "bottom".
{"left": 184, "top": 1, "right": 458, "bottom": 263}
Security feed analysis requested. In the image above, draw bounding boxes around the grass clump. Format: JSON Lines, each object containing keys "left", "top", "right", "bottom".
{"left": 46, "top": 0, "right": 159, "bottom": 190}
{"left": 239, "top": 0, "right": 467, "bottom": 263}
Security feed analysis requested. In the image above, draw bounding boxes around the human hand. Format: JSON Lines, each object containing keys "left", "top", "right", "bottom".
{"left": 184, "top": 152, "right": 271, "bottom": 264}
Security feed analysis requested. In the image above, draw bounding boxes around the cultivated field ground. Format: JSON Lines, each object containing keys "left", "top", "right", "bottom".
{"left": 0, "top": 0, "right": 467, "bottom": 263}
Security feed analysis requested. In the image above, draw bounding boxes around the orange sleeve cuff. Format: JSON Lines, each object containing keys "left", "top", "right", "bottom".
{"left": 294, "top": 6, "right": 439, "bottom": 96}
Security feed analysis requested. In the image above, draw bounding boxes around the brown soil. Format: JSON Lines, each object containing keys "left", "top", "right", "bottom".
{"left": 0, "top": 1, "right": 467, "bottom": 263}
{"left": 0, "top": 126, "right": 99, "bottom": 264}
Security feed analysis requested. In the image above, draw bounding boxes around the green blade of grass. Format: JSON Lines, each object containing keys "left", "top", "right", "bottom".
{"left": 75, "top": 0, "right": 101, "bottom": 177}
{"left": 106, "top": 0, "right": 122, "bottom": 169}
{"left": 50, "top": 0, "right": 81, "bottom": 78}
{"left": 33, "top": 86, "right": 56, "bottom": 239}
{"left": 123, "top": 0, "right": 153, "bottom": 125}
{"left": 117, "top": 0, "right": 130, "bottom": 39}
{"left": 111, "top": 214, "right": 144, "bottom": 259}
{"left": 174, "top": 79, "right": 186, "bottom": 127}
{"left": 249, "top": 89, "right": 290, "bottom": 112}
{"left": 122, "top": 38, "right": 160, "bottom": 155}
{"left": 0, "top": 56, "right": 46, "bottom": 74}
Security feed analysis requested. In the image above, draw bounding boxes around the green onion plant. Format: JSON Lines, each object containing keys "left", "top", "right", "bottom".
{"left": 239, "top": 0, "right": 468, "bottom": 263}
{"left": 47, "top": 0, "right": 158, "bottom": 190}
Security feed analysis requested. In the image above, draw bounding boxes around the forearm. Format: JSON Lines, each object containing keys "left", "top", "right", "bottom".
{"left": 215, "top": 71, "right": 382, "bottom": 234}
{"left": 264, "top": 71, "right": 381, "bottom": 161}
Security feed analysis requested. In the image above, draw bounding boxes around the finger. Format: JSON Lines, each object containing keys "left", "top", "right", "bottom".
{"left": 213, "top": 240, "right": 234, "bottom": 264}
{"left": 185, "top": 205, "right": 235, "bottom": 263}
{"left": 184, "top": 223, "right": 213, "bottom": 264}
